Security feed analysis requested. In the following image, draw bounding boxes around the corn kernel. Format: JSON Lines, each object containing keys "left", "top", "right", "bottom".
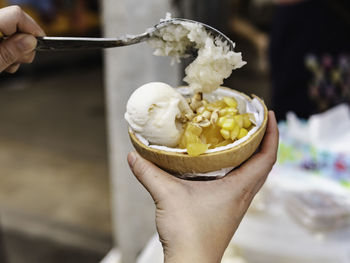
{"left": 230, "top": 125, "right": 240, "bottom": 140}
{"left": 243, "top": 114, "right": 252, "bottom": 128}
{"left": 226, "top": 107, "right": 238, "bottom": 115}
{"left": 220, "top": 129, "right": 231, "bottom": 140}
{"left": 222, "top": 118, "right": 236, "bottom": 130}
{"left": 237, "top": 128, "right": 248, "bottom": 140}
{"left": 212, "top": 99, "right": 227, "bottom": 108}
{"left": 234, "top": 115, "right": 243, "bottom": 128}
{"left": 223, "top": 97, "right": 238, "bottom": 108}
{"left": 219, "top": 108, "right": 228, "bottom": 116}
{"left": 217, "top": 116, "right": 226, "bottom": 127}
{"left": 187, "top": 143, "right": 208, "bottom": 157}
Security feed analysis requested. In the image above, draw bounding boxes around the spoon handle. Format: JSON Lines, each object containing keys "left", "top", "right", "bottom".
{"left": 36, "top": 34, "right": 150, "bottom": 51}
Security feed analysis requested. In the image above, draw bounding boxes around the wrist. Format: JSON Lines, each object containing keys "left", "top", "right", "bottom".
{"left": 163, "top": 240, "right": 224, "bottom": 263}
{"left": 164, "top": 250, "right": 222, "bottom": 263}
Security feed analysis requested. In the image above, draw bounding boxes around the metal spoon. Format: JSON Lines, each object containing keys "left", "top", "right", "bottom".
{"left": 10, "top": 18, "right": 234, "bottom": 52}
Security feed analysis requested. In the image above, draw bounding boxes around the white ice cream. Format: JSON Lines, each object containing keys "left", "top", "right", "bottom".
{"left": 125, "top": 82, "right": 191, "bottom": 147}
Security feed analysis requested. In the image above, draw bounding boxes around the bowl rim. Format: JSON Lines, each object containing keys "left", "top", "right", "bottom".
{"left": 128, "top": 87, "right": 268, "bottom": 158}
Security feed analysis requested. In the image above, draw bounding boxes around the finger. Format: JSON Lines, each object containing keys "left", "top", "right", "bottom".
{"left": 257, "top": 111, "right": 279, "bottom": 159}
{"left": 23, "top": 11, "right": 45, "bottom": 36}
{"left": 18, "top": 50, "right": 36, "bottom": 64}
{"left": 127, "top": 151, "right": 179, "bottom": 201}
{"left": 0, "top": 34, "right": 37, "bottom": 72}
{"left": 5, "top": 63, "right": 20, "bottom": 73}
{"left": 0, "top": 6, "right": 45, "bottom": 36}
{"left": 225, "top": 111, "right": 279, "bottom": 184}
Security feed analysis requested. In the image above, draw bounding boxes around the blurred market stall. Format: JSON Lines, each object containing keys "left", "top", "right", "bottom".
{"left": 0, "top": 0, "right": 100, "bottom": 35}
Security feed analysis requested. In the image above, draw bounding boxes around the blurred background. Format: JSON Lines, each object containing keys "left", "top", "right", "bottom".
{"left": 0, "top": 1, "right": 111, "bottom": 263}
{"left": 0, "top": 0, "right": 349, "bottom": 262}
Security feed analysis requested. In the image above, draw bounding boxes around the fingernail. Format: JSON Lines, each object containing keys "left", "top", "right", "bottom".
{"left": 127, "top": 152, "right": 137, "bottom": 168}
{"left": 36, "top": 28, "right": 46, "bottom": 37}
{"left": 17, "top": 35, "right": 37, "bottom": 52}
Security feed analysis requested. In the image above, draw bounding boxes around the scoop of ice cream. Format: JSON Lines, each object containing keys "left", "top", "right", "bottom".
{"left": 125, "top": 82, "right": 192, "bottom": 147}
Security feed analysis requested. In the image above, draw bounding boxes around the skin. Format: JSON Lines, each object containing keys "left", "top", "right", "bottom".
{"left": 0, "top": 6, "right": 45, "bottom": 73}
{"left": 128, "top": 111, "right": 279, "bottom": 263}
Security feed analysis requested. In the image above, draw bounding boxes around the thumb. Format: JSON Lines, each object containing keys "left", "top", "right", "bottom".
{"left": 0, "top": 34, "right": 37, "bottom": 72}
{"left": 127, "top": 151, "right": 178, "bottom": 201}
